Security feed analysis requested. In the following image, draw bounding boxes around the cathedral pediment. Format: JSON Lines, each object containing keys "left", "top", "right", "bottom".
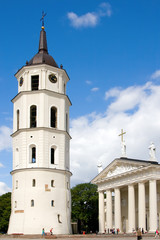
{"left": 92, "top": 157, "right": 153, "bottom": 184}
{"left": 106, "top": 164, "right": 140, "bottom": 178}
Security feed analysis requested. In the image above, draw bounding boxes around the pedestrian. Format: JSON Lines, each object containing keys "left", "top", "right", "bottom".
{"left": 50, "top": 228, "right": 53, "bottom": 235}
{"left": 136, "top": 228, "right": 142, "bottom": 240}
{"left": 155, "top": 229, "right": 159, "bottom": 238}
{"left": 42, "top": 228, "right": 45, "bottom": 237}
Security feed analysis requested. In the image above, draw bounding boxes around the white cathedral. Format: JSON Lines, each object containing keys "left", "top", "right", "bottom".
{"left": 8, "top": 24, "right": 72, "bottom": 234}
{"left": 92, "top": 133, "right": 160, "bottom": 234}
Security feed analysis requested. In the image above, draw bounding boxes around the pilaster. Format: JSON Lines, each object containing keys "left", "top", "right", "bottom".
{"left": 114, "top": 188, "right": 121, "bottom": 231}
{"left": 138, "top": 182, "right": 146, "bottom": 230}
{"left": 128, "top": 184, "right": 135, "bottom": 233}
{"left": 106, "top": 189, "right": 112, "bottom": 231}
{"left": 99, "top": 191, "right": 105, "bottom": 234}
{"left": 149, "top": 179, "right": 157, "bottom": 232}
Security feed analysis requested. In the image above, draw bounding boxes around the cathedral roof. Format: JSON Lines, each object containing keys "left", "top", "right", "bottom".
{"left": 27, "top": 27, "right": 58, "bottom": 68}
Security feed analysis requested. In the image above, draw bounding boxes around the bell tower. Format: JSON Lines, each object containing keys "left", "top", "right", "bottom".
{"left": 8, "top": 24, "right": 72, "bottom": 234}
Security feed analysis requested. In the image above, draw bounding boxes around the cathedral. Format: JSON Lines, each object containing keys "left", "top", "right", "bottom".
{"left": 8, "top": 22, "right": 72, "bottom": 234}
{"left": 92, "top": 134, "right": 160, "bottom": 233}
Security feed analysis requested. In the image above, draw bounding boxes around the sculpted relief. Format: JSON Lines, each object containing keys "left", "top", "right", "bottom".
{"left": 106, "top": 165, "right": 141, "bottom": 178}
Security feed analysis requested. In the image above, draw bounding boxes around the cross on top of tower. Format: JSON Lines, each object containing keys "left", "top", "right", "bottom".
{"left": 118, "top": 129, "right": 126, "bottom": 143}
{"left": 40, "top": 11, "right": 47, "bottom": 29}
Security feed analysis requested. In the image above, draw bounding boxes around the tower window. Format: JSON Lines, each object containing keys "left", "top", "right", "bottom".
{"left": 51, "top": 148, "right": 55, "bottom": 164}
{"left": 15, "top": 201, "right": 17, "bottom": 208}
{"left": 16, "top": 180, "right": 18, "bottom": 189}
{"left": 66, "top": 113, "right": 68, "bottom": 132}
{"left": 51, "top": 180, "right": 54, "bottom": 187}
{"left": 31, "top": 199, "right": 34, "bottom": 207}
{"left": 30, "top": 105, "right": 37, "bottom": 128}
{"left": 17, "top": 110, "right": 19, "bottom": 130}
{"left": 31, "top": 75, "right": 39, "bottom": 91}
{"left": 31, "top": 147, "right": 36, "bottom": 163}
{"left": 51, "top": 200, "right": 54, "bottom": 207}
{"left": 51, "top": 107, "right": 57, "bottom": 128}
{"left": 32, "top": 179, "right": 36, "bottom": 187}
{"left": 58, "top": 214, "right": 62, "bottom": 223}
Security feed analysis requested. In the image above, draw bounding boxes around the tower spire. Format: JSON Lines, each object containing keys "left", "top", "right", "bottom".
{"left": 27, "top": 15, "right": 58, "bottom": 68}
{"left": 38, "top": 27, "right": 48, "bottom": 53}
{"left": 39, "top": 11, "right": 48, "bottom": 53}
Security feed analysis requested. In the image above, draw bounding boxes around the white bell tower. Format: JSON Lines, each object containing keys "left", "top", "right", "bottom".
{"left": 8, "top": 25, "right": 72, "bottom": 234}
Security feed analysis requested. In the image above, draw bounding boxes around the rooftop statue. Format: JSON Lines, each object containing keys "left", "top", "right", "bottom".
{"left": 148, "top": 142, "right": 157, "bottom": 161}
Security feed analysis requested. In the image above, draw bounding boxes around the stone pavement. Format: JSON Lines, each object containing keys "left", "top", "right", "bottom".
{"left": 0, "top": 235, "right": 157, "bottom": 240}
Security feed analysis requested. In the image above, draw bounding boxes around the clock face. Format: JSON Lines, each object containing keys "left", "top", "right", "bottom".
{"left": 49, "top": 74, "right": 57, "bottom": 83}
{"left": 19, "top": 77, "right": 23, "bottom": 86}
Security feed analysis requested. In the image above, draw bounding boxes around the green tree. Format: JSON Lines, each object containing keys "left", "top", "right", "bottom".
{"left": 0, "top": 192, "right": 11, "bottom": 233}
{"left": 71, "top": 183, "right": 98, "bottom": 233}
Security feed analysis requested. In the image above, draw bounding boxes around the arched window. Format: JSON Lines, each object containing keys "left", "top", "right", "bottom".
{"left": 51, "top": 180, "right": 54, "bottom": 187}
{"left": 31, "top": 75, "right": 39, "bottom": 91}
{"left": 32, "top": 179, "right": 36, "bottom": 187}
{"left": 66, "top": 113, "right": 68, "bottom": 132}
{"left": 30, "top": 146, "right": 36, "bottom": 163}
{"left": 51, "top": 200, "right": 54, "bottom": 207}
{"left": 31, "top": 199, "right": 34, "bottom": 207}
{"left": 16, "top": 180, "right": 18, "bottom": 189}
{"left": 15, "top": 148, "right": 19, "bottom": 168}
{"left": 50, "top": 107, "right": 57, "bottom": 128}
{"left": 17, "top": 110, "right": 19, "bottom": 130}
{"left": 51, "top": 148, "right": 55, "bottom": 164}
{"left": 30, "top": 105, "right": 37, "bottom": 128}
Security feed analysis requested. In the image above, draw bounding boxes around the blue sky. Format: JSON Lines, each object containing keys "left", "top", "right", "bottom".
{"left": 1, "top": 0, "right": 160, "bottom": 193}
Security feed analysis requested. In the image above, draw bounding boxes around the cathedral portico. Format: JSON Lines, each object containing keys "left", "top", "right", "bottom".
{"left": 92, "top": 157, "right": 160, "bottom": 234}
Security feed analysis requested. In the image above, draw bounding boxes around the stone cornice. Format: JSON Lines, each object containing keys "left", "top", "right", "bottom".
{"left": 11, "top": 127, "right": 71, "bottom": 139}
{"left": 15, "top": 64, "right": 70, "bottom": 81}
{"left": 11, "top": 167, "right": 72, "bottom": 176}
{"left": 11, "top": 89, "right": 72, "bottom": 106}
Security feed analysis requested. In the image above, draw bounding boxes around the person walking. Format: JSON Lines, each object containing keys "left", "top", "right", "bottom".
{"left": 155, "top": 229, "right": 159, "bottom": 238}
{"left": 50, "top": 228, "right": 53, "bottom": 235}
{"left": 42, "top": 228, "right": 45, "bottom": 237}
{"left": 136, "top": 228, "right": 142, "bottom": 240}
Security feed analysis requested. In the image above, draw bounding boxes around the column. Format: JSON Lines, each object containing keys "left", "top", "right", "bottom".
{"left": 106, "top": 189, "right": 112, "bottom": 232}
{"left": 114, "top": 188, "right": 121, "bottom": 231}
{"left": 99, "top": 191, "right": 105, "bottom": 233}
{"left": 149, "top": 179, "right": 157, "bottom": 232}
{"left": 138, "top": 182, "right": 146, "bottom": 230}
{"left": 128, "top": 184, "right": 135, "bottom": 233}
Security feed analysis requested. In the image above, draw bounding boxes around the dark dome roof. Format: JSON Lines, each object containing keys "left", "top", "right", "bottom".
{"left": 27, "top": 27, "right": 58, "bottom": 68}
{"left": 28, "top": 52, "right": 58, "bottom": 67}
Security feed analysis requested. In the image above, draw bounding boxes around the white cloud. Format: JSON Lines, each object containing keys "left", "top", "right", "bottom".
{"left": 0, "top": 126, "right": 12, "bottom": 151}
{"left": 0, "top": 163, "right": 4, "bottom": 168}
{"left": 86, "top": 80, "right": 92, "bottom": 85}
{"left": 67, "top": 12, "right": 98, "bottom": 28}
{"left": 0, "top": 182, "right": 11, "bottom": 196}
{"left": 98, "top": 2, "right": 112, "bottom": 17}
{"left": 151, "top": 70, "right": 160, "bottom": 79}
{"left": 67, "top": 2, "right": 112, "bottom": 28}
{"left": 91, "top": 87, "right": 99, "bottom": 92}
{"left": 70, "top": 81, "right": 160, "bottom": 186}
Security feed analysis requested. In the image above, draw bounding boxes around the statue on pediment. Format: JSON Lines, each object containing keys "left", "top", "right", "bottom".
{"left": 121, "top": 140, "right": 127, "bottom": 157}
{"left": 97, "top": 162, "right": 103, "bottom": 174}
{"left": 148, "top": 142, "right": 157, "bottom": 161}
